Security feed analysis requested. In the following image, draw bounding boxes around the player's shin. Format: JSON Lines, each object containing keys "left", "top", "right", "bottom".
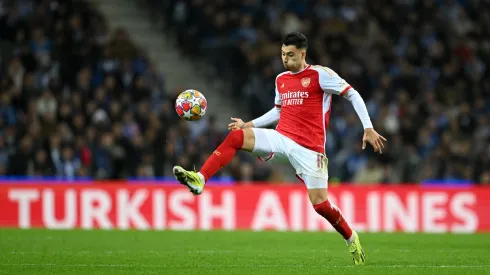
{"left": 313, "top": 199, "right": 354, "bottom": 243}
{"left": 199, "top": 129, "right": 245, "bottom": 181}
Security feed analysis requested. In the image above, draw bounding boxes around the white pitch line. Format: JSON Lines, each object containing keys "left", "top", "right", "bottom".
{"left": 9, "top": 249, "right": 469, "bottom": 254}
{"left": 1, "top": 263, "right": 489, "bottom": 268}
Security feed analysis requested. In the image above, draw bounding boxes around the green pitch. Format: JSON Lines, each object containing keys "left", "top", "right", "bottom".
{"left": 1, "top": 229, "right": 489, "bottom": 275}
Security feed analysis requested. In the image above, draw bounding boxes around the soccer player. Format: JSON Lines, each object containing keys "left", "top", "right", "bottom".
{"left": 173, "top": 32, "right": 387, "bottom": 265}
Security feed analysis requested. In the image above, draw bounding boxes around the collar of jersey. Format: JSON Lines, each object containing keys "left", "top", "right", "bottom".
{"left": 289, "top": 64, "right": 311, "bottom": 75}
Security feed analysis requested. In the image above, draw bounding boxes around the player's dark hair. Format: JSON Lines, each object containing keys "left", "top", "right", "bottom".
{"left": 282, "top": 32, "right": 308, "bottom": 50}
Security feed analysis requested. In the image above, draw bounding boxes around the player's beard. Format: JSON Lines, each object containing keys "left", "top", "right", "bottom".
{"left": 284, "top": 63, "right": 299, "bottom": 73}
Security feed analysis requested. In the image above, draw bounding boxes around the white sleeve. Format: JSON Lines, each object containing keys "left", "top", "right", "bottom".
{"left": 343, "top": 88, "right": 373, "bottom": 129}
{"left": 251, "top": 107, "right": 281, "bottom": 128}
{"left": 315, "top": 66, "right": 373, "bottom": 129}
{"left": 274, "top": 80, "right": 282, "bottom": 107}
{"left": 316, "top": 66, "right": 352, "bottom": 96}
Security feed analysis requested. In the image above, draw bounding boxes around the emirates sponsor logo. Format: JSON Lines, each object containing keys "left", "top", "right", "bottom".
{"left": 280, "top": 91, "right": 309, "bottom": 106}
{"left": 280, "top": 91, "right": 309, "bottom": 100}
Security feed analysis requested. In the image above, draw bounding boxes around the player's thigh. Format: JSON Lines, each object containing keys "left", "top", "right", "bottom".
{"left": 250, "top": 128, "right": 287, "bottom": 158}
{"left": 288, "top": 144, "right": 329, "bottom": 188}
{"left": 241, "top": 128, "right": 256, "bottom": 152}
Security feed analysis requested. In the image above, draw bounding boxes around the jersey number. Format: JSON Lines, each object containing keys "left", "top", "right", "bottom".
{"left": 317, "top": 155, "right": 324, "bottom": 170}
{"left": 317, "top": 154, "right": 328, "bottom": 174}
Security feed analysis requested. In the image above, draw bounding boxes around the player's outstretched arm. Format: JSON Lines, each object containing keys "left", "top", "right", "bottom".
{"left": 343, "top": 89, "right": 387, "bottom": 153}
{"left": 228, "top": 106, "right": 281, "bottom": 131}
{"left": 315, "top": 66, "right": 387, "bottom": 152}
{"left": 229, "top": 72, "right": 283, "bottom": 131}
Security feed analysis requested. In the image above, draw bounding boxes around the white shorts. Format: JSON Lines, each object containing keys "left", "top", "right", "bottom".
{"left": 252, "top": 128, "right": 329, "bottom": 189}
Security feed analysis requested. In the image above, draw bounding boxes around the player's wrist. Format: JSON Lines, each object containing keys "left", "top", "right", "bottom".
{"left": 243, "top": 121, "right": 254, "bottom": 128}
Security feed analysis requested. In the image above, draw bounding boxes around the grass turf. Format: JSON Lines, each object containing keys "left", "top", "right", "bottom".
{"left": 0, "top": 229, "right": 489, "bottom": 274}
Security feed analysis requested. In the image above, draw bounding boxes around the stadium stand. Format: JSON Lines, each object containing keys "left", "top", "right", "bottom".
{"left": 0, "top": 0, "right": 231, "bottom": 180}
{"left": 161, "top": 0, "right": 490, "bottom": 184}
{"left": 0, "top": 0, "right": 489, "bottom": 184}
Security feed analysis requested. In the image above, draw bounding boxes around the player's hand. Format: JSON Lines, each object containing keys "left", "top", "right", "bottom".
{"left": 228, "top": 117, "right": 245, "bottom": 131}
{"left": 362, "top": 128, "right": 387, "bottom": 154}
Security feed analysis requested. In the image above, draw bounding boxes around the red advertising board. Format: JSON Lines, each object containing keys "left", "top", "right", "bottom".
{"left": 0, "top": 184, "right": 489, "bottom": 233}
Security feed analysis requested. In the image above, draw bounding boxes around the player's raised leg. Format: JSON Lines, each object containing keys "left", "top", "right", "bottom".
{"left": 173, "top": 128, "right": 255, "bottom": 195}
{"left": 303, "top": 176, "right": 365, "bottom": 265}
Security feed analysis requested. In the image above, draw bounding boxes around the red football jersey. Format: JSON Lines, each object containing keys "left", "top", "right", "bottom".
{"left": 275, "top": 65, "right": 352, "bottom": 154}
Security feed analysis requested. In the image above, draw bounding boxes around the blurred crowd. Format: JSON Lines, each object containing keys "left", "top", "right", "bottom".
{"left": 0, "top": 0, "right": 239, "bottom": 180}
{"left": 162, "top": 0, "right": 490, "bottom": 184}
{"left": 1, "top": 0, "right": 489, "bottom": 184}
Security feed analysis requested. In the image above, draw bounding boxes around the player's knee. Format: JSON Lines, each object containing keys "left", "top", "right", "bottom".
{"left": 225, "top": 129, "right": 246, "bottom": 150}
{"left": 241, "top": 128, "right": 255, "bottom": 152}
{"left": 308, "top": 188, "right": 328, "bottom": 205}
{"left": 224, "top": 128, "right": 255, "bottom": 151}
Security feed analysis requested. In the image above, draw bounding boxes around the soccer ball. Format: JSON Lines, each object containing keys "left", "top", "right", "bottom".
{"left": 175, "top": 89, "right": 208, "bottom": 121}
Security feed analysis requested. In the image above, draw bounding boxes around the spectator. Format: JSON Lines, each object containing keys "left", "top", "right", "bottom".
{"left": 1, "top": 0, "right": 488, "bottom": 184}
{"left": 162, "top": 0, "right": 490, "bottom": 184}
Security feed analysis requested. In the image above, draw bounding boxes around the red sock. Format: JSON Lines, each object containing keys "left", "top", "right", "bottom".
{"left": 199, "top": 130, "right": 244, "bottom": 182}
{"left": 313, "top": 199, "right": 353, "bottom": 240}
